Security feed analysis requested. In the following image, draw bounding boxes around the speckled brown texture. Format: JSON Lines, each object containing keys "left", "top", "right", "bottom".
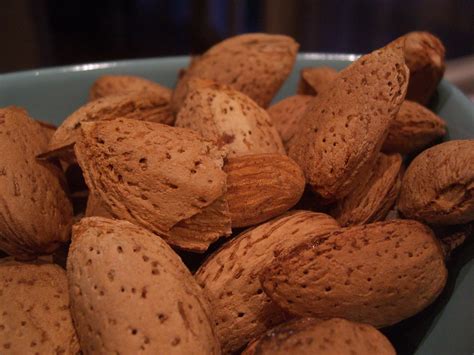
{"left": 224, "top": 154, "right": 305, "bottom": 227}
{"left": 398, "top": 31, "right": 445, "bottom": 105}
{"left": 195, "top": 211, "right": 340, "bottom": 353}
{"left": 331, "top": 153, "right": 403, "bottom": 226}
{"left": 89, "top": 75, "right": 171, "bottom": 101}
{"left": 261, "top": 220, "right": 447, "bottom": 328}
{"left": 68, "top": 217, "right": 221, "bottom": 355}
{"left": 267, "top": 95, "right": 313, "bottom": 147}
{"left": 288, "top": 44, "right": 408, "bottom": 201}
{"left": 175, "top": 81, "right": 285, "bottom": 158}
{"left": 383, "top": 100, "right": 446, "bottom": 154}
{"left": 49, "top": 92, "right": 175, "bottom": 156}
{"left": 398, "top": 140, "right": 474, "bottom": 225}
{"left": 296, "top": 66, "right": 338, "bottom": 96}
{"left": 0, "top": 107, "right": 72, "bottom": 259}
{"left": 171, "top": 33, "right": 298, "bottom": 112}
{"left": 75, "top": 118, "right": 231, "bottom": 251}
{"left": 242, "top": 318, "right": 395, "bottom": 355}
{"left": 0, "top": 259, "right": 80, "bottom": 354}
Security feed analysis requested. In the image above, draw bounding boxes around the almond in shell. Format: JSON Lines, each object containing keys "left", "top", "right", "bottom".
{"left": 68, "top": 217, "right": 220, "bottom": 354}
{"left": 261, "top": 220, "right": 447, "bottom": 328}
{"left": 75, "top": 118, "right": 231, "bottom": 251}
{"left": 296, "top": 66, "right": 338, "bottom": 96}
{"left": 195, "top": 210, "right": 340, "bottom": 353}
{"left": 171, "top": 33, "right": 298, "bottom": 112}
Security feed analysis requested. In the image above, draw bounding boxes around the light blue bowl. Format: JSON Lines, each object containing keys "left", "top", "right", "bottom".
{"left": 0, "top": 54, "right": 473, "bottom": 355}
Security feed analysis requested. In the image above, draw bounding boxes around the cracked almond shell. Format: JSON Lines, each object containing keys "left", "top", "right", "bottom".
{"left": 296, "top": 66, "right": 338, "bottom": 96}
{"left": 398, "top": 140, "right": 474, "bottom": 225}
{"left": 0, "top": 107, "right": 72, "bottom": 259}
{"left": 195, "top": 211, "right": 339, "bottom": 353}
{"left": 74, "top": 118, "right": 231, "bottom": 251}
{"left": 261, "top": 220, "right": 447, "bottom": 328}
{"left": 68, "top": 217, "right": 220, "bottom": 354}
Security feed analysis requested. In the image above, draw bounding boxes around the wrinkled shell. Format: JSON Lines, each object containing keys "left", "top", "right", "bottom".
{"left": 243, "top": 318, "right": 395, "bottom": 355}
{"left": 68, "top": 217, "right": 221, "bottom": 354}
{"left": 224, "top": 154, "right": 305, "bottom": 227}
{"left": 0, "top": 259, "right": 80, "bottom": 354}
{"left": 288, "top": 43, "right": 409, "bottom": 201}
{"left": 296, "top": 66, "right": 338, "bottom": 96}
{"left": 400, "top": 31, "right": 445, "bottom": 105}
{"left": 398, "top": 140, "right": 474, "bottom": 225}
{"left": 75, "top": 118, "right": 231, "bottom": 251}
{"left": 267, "top": 95, "right": 313, "bottom": 146}
{"left": 383, "top": 100, "right": 446, "bottom": 154}
{"left": 49, "top": 92, "right": 175, "bottom": 154}
{"left": 331, "top": 153, "right": 403, "bottom": 226}
{"left": 89, "top": 75, "right": 171, "bottom": 101}
{"left": 171, "top": 33, "right": 298, "bottom": 112}
{"left": 261, "top": 220, "right": 447, "bottom": 328}
{"left": 0, "top": 107, "right": 72, "bottom": 259}
{"left": 175, "top": 83, "right": 285, "bottom": 158}
{"left": 195, "top": 211, "right": 340, "bottom": 353}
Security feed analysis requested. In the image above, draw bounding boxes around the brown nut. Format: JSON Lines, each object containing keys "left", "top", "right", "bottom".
{"left": 261, "top": 220, "right": 447, "bottom": 328}
{"left": 195, "top": 211, "right": 339, "bottom": 353}
{"left": 171, "top": 33, "right": 298, "bottom": 112}
{"left": 398, "top": 140, "right": 474, "bottom": 225}
{"left": 296, "top": 66, "right": 338, "bottom": 96}
{"left": 224, "top": 154, "right": 306, "bottom": 228}
{"left": 383, "top": 100, "right": 446, "bottom": 154}
{"left": 242, "top": 318, "right": 395, "bottom": 355}
{"left": 68, "top": 217, "right": 221, "bottom": 354}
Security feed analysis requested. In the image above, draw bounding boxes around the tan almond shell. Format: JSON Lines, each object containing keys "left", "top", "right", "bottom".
{"left": 175, "top": 83, "right": 285, "bottom": 158}
{"left": 267, "top": 95, "right": 313, "bottom": 146}
{"left": 48, "top": 92, "right": 174, "bottom": 154}
{"left": 89, "top": 75, "right": 172, "bottom": 101}
{"left": 401, "top": 31, "right": 445, "bottom": 105}
{"left": 288, "top": 43, "right": 409, "bottom": 201}
{"left": 383, "top": 100, "right": 446, "bottom": 154}
{"left": 242, "top": 318, "right": 395, "bottom": 355}
{"left": 171, "top": 33, "right": 299, "bottom": 112}
{"left": 74, "top": 118, "right": 231, "bottom": 251}
{"left": 0, "top": 259, "right": 80, "bottom": 354}
{"left": 331, "top": 153, "right": 403, "bottom": 226}
{"left": 36, "top": 119, "right": 57, "bottom": 142}
{"left": 85, "top": 192, "right": 112, "bottom": 218}
{"left": 67, "top": 217, "right": 221, "bottom": 355}
{"left": 296, "top": 66, "right": 338, "bottom": 95}
{"left": 398, "top": 140, "right": 474, "bottom": 225}
{"left": 0, "top": 107, "right": 72, "bottom": 259}
{"left": 195, "top": 211, "right": 340, "bottom": 353}
{"left": 224, "top": 154, "right": 306, "bottom": 228}
{"left": 261, "top": 220, "right": 447, "bottom": 328}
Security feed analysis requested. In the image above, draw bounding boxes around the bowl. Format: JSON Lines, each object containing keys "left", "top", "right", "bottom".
{"left": 0, "top": 54, "right": 473, "bottom": 355}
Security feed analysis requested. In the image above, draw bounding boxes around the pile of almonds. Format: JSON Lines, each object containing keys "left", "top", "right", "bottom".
{"left": 0, "top": 32, "right": 473, "bottom": 354}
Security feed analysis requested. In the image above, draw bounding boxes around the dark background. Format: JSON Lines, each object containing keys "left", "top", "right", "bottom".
{"left": 1, "top": 0, "right": 473, "bottom": 74}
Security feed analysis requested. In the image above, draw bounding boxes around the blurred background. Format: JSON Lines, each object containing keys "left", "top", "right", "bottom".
{"left": 1, "top": 0, "right": 473, "bottom": 97}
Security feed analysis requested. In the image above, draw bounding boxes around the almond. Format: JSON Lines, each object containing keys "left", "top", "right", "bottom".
{"left": 175, "top": 81, "right": 285, "bottom": 158}
{"left": 398, "top": 140, "right": 474, "bottom": 225}
{"left": 48, "top": 92, "right": 174, "bottom": 157}
{"left": 383, "top": 100, "right": 446, "bottom": 154}
{"left": 75, "top": 118, "right": 231, "bottom": 251}
{"left": 171, "top": 33, "right": 299, "bottom": 112}
{"left": 85, "top": 192, "right": 112, "bottom": 218}
{"left": 261, "top": 220, "right": 447, "bottom": 328}
{"left": 68, "top": 217, "right": 221, "bottom": 354}
{"left": 243, "top": 318, "right": 395, "bottom": 355}
{"left": 224, "top": 154, "right": 305, "bottom": 227}
{"left": 267, "top": 95, "right": 313, "bottom": 147}
{"left": 36, "top": 119, "right": 57, "bottom": 142}
{"left": 89, "top": 75, "right": 172, "bottom": 101}
{"left": 330, "top": 153, "right": 403, "bottom": 226}
{"left": 0, "top": 259, "right": 80, "bottom": 354}
{"left": 288, "top": 43, "right": 408, "bottom": 201}
{"left": 0, "top": 107, "right": 72, "bottom": 259}
{"left": 397, "top": 31, "right": 446, "bottom": 105}
{"left": 195, "top": 211, "right": 340, "bottom": 353}
{"left": 296, "top": 66, "right": 338, "bottom": 95}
